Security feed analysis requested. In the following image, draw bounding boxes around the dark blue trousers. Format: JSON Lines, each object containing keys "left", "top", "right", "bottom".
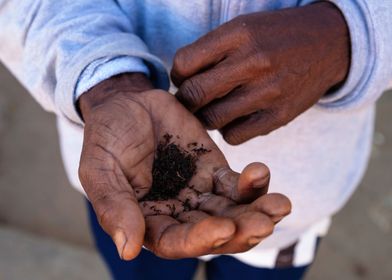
{"left": 87, "top": 202, "right": 310, "bottom": 280}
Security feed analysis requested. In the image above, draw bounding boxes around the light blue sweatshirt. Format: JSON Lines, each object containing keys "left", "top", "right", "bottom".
{"left": 1, "top": 0, "right": 391, "bottom": 267}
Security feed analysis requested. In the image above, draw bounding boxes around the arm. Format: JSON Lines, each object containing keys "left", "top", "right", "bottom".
{"left": 300, "top": 0, "right": 392, "bottom": 110}
{"left": 0, "top": 0, "right": 169, "bottom": 125}
{"left": 78, "top": 74, "right": 291, "bottom": 259}
{"left": 0, "top": 1, "right": 291, "bottom": 260}
{"left": 172, "top": 1, "right": 392, "bottom": 144}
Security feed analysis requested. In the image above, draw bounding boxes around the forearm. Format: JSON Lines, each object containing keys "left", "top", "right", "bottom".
{"left": 299, "top": 0, "right": 392, "bottom": 110}
{"left": 0, "top": 0, "right": 168, "bottom": 125}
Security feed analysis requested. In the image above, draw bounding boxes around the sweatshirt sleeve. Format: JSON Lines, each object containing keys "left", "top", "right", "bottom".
{"left": 299, "top": 0, "right": 392, "bottom": 111}
{"left": 0, "top": 0, "right": 170, "bottom": 125}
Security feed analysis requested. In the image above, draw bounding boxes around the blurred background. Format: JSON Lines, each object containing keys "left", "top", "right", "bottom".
{"left": 0, "top": 63, "right": 391, "bottom": 280}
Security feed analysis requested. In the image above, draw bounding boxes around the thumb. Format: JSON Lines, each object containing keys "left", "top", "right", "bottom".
{"left": 91, "top": 191, "right": 145, "bottom": 260}
{"left": 214, "top": 162, "right": 270, "bottom": 203}
{"left": 79, "top": 160, "right": 145, "bottom": 260}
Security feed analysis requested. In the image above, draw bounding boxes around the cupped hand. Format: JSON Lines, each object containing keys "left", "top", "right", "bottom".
{"left": 78, "top": 73, "right": 291, "bottom": 260}
{"left": 171, "top": 2, "right": 350, "bottom": 144}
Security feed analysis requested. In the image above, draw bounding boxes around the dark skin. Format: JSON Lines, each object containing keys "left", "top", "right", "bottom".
{"left": 172, "top": 2, "right": 350, "bottom": 145}
{"left": 77, "top": 2, "right": 349, "bottom": 261}
{"left": 78, "top": 73, "right": 291, "bottom": 260}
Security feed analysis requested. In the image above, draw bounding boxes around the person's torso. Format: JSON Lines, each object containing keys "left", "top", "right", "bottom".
{"left": 58, "top": 0, "right": 376, "bottom": 255}
{"left": 118, "top": 0, "right": 300, "bottom": 65}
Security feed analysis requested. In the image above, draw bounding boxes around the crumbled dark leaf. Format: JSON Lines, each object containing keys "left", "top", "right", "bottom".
{"left": 142, "top": 134, "right": 210, "bottom": 202}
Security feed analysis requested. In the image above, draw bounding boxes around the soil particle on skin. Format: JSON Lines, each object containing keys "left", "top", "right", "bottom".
{"left": 142, "top": 134, "right": 210, "bottom": 202}
{"left": 182, "top": 198, "right": 192, "bottom": 212}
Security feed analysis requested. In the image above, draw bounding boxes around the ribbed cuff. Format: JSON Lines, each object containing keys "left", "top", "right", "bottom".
{"left": 75, "top": 56, "right": 150, "bottom": 101}
{"left": 299, "top": 0, "right": 375, "bottom": 110}
{"left": 55, "top": 33, "right": 170, "bottom": 125}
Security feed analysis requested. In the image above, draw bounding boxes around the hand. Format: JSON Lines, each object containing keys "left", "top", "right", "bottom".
{"left": 78, "top": 73, "right": 291, "bottom": 260}
{"left": 171, "top": 2, "right": 350, "bottom": 144}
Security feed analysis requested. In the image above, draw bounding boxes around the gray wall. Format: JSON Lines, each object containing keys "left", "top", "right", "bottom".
{"left": 0, "top": 65, "right": 92, "bottom": 247}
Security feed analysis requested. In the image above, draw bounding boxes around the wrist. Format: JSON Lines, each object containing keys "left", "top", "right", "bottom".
{"left": 78, "top": 73, "right": 154, "bottom": 120}
{"left": 306, "top": 2, "right": 350, "bottom": 87}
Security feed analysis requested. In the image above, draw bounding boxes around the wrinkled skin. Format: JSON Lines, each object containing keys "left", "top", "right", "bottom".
{"left": 78, "top": 73, "right": 291, "bottom": 260}
{"left": 172, "top": 2, "right": 350, "bottom": 145}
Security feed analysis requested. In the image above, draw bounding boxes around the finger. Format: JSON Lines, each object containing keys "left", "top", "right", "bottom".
{"left": 220, "top": 109, "right": 283, "bottom": 145}
{"left": 196, "top": 85, "right": 272, "bottom": 130}
{"left": 79, "top": 151, "right": 145, "bottom": 261}
{"left": 219, "top": 193, "right": 291, "bottom": 224}
{"left": 181, "top": 179, "right": 286, "bottom": 224}
{"left": 171, "top": 23, "right": 242, "bottom": 86}
{"left": 145, "top": 215, "right": 235, "bottom": 259}
{"left": 87, "top": 189, "right": 145, "bottom": 261}
{"left": 177, "top": 186, "right": 236, "bottom": 216}
{"left": 213, "top": 163, "right": 270, "bottom": 203}
{"left": 195, "top": 194, "right": 275, "bottom": 254}
{"left": 197, "top": 193, "right": 236, "bottom": 216}
{"left": 139, "top": 199, "right": 185, "bottom": 217}
{"left": 185, "top": 145, "right": 228, "bottom": 195}
{"left": 237, "top": 163, "right": 270, "bottom": 202}
{"left": 212, "top": 211, "right": 274, "bottom": 254}
{"left": 249, "top": 193, "right": 291, "bottom": 223}
{"left": 177, "top": 210, "right": 210, "bottom": 223}
{"left": 175, "top": 60, "right": 251, "bottom": 112}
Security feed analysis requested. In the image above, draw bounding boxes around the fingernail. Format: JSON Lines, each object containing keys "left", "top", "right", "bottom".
{"left": 113, "top": 230, "right": 127, "bottom": 260}
{"left": 248, "top": 236, "right": 263, "bottom": 246}
{"left": 213, "top": 238, "right": 230, "bottom": 249}
{"left": 251, "top": 176, "right": 269, "bottom": 188}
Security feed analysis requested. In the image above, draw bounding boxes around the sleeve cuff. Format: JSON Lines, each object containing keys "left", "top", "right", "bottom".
{"left": 74, "top": 56, "right": 151, "bottom": 101}
{"left": 299, "top": 0, "right": 376, "bottom": 111}
{"left": 55, "top": 33, "right": 170, "bottom": 126}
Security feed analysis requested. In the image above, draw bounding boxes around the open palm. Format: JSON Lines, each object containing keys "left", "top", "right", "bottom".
{"left": 78, "top": 74, "right": 291, "bottom": 260}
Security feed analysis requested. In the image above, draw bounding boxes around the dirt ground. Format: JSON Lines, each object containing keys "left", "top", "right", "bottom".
{"left": 0, "top": 64, "right": 391, "bottom": 280}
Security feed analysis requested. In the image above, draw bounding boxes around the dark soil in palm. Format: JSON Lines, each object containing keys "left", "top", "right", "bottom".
{"left": 142, "top": 134, "right": 210, "bottom": 201}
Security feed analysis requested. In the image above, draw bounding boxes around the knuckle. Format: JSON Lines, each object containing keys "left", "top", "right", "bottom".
{"left": 223, "top": 129, "right": 245, "bottom": 145}
{"left": 250, "top": 88, "right": 266, "bottom": 105}
{"left": 231, "top": 16, "right": 262, "bottom": 47}
{"left": 231, "top": 15, "right": 249, "bottom": 33}
{"left": 97, "top": 201, "right": 115, "bottom": 227}
{"left": 88, "top": 191, "right": 115, "bottom": 227}
{"left": 179, "top": 78, "right": 205, "bottom": 109}
{"left": 257, "top": 109, "right": 284, "bottom": 136}
{"left": 266, "top": 86, "right": 282, "bottom": 100}
{"left": 173, "top": 47, "right": 190, "bottom": 75}
{"left": 200, "top": 107, "right": 225, "bottom": 129}
{"left": 232, "top": 17, "right": 253, "bottom": 45}
{"left": 94, "top": 191, "right": 135, "bottom": 227}
{"left": 254, "top": 51, "right": 272, "bottom": 69}
{"left": 223, "top": 111, "right": 266, "bottom": 143}
{"left": 276, "top": 108, "right": 290, "bottom": 123}
{"left": 78, "top": 149, "right": 115, "bottom": 187}
{"left": 246, "top": 51, "right": 272, "bottom": 73}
